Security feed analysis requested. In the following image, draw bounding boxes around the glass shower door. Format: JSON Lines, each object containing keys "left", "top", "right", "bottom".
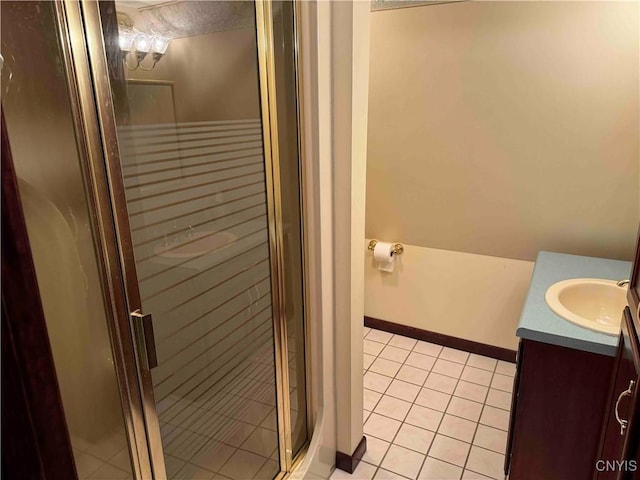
{"left": 0, "top": 2, "right": 141, "bottom": 478}
{"left": 76, "top": 0, "right": 306, "bottom": 478}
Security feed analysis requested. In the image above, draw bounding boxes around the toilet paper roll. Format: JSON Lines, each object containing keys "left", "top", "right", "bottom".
{"left": 373, "top": 241, "right": 395, "bottom": 273}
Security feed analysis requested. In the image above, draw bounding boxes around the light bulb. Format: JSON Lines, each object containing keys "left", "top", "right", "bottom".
{"left": 134, "top": 32, "right": 153, "bottom": 53}
{"left": 151, "top": 35, "right": 171, "bottom": 55}
{"left": 118, "top": 28, "right": 135, "bottom": 52}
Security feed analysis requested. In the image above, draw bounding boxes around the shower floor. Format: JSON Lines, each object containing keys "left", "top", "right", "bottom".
{"left": 72, "top": 428, "right": 133, "bottom": 479}
{"left": 72, "top": 334, "right": 300, "bottom": 480}
{"left": 157, "top": 338, "right": 283, "bottom": 480}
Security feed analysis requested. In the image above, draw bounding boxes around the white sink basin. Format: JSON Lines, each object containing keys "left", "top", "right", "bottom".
{"left": 545, "top": 278, "right": 627, "bottom": 336}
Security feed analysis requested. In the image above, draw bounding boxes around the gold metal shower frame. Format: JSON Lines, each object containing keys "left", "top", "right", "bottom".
{"left": 53, "top": 1, "right": 312, "bottom": 478}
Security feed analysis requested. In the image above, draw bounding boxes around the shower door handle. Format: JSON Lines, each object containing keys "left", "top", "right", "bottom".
{"left": 131, "top": 310, "right": 158, "bottom": 370}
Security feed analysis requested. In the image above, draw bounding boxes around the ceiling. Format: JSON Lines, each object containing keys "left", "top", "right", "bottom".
{"left": 115, "top": 0, "right": 255, "bottom": 38}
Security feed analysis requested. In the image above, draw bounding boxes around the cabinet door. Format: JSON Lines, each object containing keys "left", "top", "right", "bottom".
{"left": 598, "top": 307, "right": 640, "bottom": 480}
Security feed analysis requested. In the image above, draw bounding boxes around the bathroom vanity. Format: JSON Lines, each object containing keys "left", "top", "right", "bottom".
{"left": 598, "top": 306, "right": 640, "bottom": 480}
{"left": 506, "top": 252, "right": 633, "bottom": 480}
{"left": 597, "top": 236, "right": 640, "bottom": 480}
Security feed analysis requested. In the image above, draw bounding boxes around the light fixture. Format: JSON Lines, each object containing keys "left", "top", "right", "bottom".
{"left": 151, "top": 35, "right": 170, "bottom": 55}
{"left": 118, "top": 28, "right": 136, "bottom": 52}
{"left": 148, "top": 34, "right": 171, "bottom": 69}
{"left": 134, "top": 31, "right": 153, "bottom": 53}
{"left": 118, "top": 27, "right": 171, "bottom": 71}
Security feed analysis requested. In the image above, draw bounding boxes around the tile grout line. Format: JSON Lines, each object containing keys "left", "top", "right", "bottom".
{"left": 366, "top": 330, "right": 430, "bottom": 479}
{"left": 463, "top": 360, "right": 516, "bottom": 479}
{"left": 365, "top": 331, "right": 423, "bottom": 479}
{"left": 161, "top": 352, "right": 284, "bottom": 479}
{"left": 366, "top": 330, "right": 457, "bottom": 479}
{"left": 413, "top": 346, "right": 472, "bottom": 479}
{"left": 369, "top": 330, "right": 470, "bottom": 479}
{"left": 365, "top": 349, "right": 512, "bottom": 394}
{"left": 364, "top": 363, "right": 513, "bottom": 415}
{"left": 362, "top": 331, "right": 407, "bottom": 479}
{"left": 362, "top": 329, "right": 513, "bottom": 480}
{"left": 460, "top": 360, "right": 498, "bottom": 479}
{"left": 365, "top": 360, "right": 511, "bottom": 423}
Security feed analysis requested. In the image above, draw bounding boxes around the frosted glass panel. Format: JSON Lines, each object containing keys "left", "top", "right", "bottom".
{"left": 106, "top": 1, "right": 284, "bottom": 478}
{"left": 1, "top": 2, "right": 133, "bottom": 478}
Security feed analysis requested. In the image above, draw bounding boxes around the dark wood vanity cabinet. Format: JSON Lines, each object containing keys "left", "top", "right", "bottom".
{"left": 597, "top": 308, "right": 640, "bottom": 480}
{"left": 505, "top": 339, "right": 614, "bottom": 480}
{"left": 596, "top": 231, "right": 640, "bottom": 479}
{"left": 506, "top": 235, "right": 640, "bottom": 479}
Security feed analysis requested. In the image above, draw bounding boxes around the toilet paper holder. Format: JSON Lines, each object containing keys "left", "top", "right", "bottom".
{"left": 368, "top": 239, "right": 404, "bottom": 256}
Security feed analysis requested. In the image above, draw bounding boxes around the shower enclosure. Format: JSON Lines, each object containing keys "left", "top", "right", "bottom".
{"left": 1, "top": 0, "right": 308, "bottom": 478}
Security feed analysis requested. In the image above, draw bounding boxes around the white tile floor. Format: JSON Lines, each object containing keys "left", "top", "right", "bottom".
{"left": 331, "top": 327, "right": 516, "bottom": 480}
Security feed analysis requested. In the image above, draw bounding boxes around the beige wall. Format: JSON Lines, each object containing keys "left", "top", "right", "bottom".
{"left": 365, "top": 241, "right": 533, "bottom": 350}
{"left": 367, "top": 1, "right": 639, "bottom": 262}
{"left": 333, "top": 0, "right": 370, "bottom": 458}
{"left": 126, "top": 28, "right": 260, "bottom": 123}
{"left": 365, "top": 1, "right": 639, "bottom": 350}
